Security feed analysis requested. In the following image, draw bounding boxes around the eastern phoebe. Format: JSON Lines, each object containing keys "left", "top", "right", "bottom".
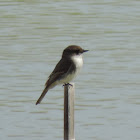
{"left": 36, "top": 45, "right": 88, "bottom": 105}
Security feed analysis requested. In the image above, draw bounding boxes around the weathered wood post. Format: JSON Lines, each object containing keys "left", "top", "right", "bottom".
{"left": 64, "top": 83, "right": 75, "bottom": 140}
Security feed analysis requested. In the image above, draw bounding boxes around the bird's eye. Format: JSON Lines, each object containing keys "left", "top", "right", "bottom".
{"left": 75, "top": 50, "right": 79, "bottom": 54}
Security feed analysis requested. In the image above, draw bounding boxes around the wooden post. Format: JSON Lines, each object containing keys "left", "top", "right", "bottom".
{"left": 64, "top": 83, "right": 75, "bottom": 140}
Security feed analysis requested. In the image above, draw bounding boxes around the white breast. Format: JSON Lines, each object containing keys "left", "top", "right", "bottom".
{"left": 53, "top": 54, "right": 83, "bottom": 86}
{"left": 71, "top": 54, "right": 83, "bottom": 70}
{"left": 60, "top": 54, "right": 83, "bottom": 84}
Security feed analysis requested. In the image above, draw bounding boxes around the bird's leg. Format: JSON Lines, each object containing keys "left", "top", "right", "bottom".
{"left": 67, "top": 83, "right": 73, "bottom": 86}
{"left": 62, "top": 83, "right": 66, "bottom": 87}
{"left": 63, "top": 83, "right": 73, "bottom": 87}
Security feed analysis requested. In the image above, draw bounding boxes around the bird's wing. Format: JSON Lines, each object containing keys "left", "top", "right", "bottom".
{"left": 45, "top": 58, "right": 74, "bottom": 87}
{"left": 36, "top": 59, "right": 74, "bottom": 105}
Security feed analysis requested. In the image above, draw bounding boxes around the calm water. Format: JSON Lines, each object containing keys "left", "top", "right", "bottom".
{"left": 0, "top": 0, "right": 140, "bottom": 140}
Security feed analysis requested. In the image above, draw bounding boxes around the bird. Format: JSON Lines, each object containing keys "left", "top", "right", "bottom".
{"left": 36, "top": 45, "right": 88, "bottom": 105}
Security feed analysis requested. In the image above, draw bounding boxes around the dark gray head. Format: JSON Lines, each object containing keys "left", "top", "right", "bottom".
{"left": 62, "top": 45, "right": 88, "bottom": 58}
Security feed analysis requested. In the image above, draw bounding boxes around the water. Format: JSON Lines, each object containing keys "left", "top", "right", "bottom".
{"left": 0, "top": 0, "right": 140, "bottom": 140}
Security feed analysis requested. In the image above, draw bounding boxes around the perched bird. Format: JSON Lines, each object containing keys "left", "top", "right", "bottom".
{"left": 36, "top": 45, "right": 88, "bottom": 105}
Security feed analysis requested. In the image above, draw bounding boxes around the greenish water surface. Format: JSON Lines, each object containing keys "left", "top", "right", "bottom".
{"left": 0, "top": 0, "right": 140, "bottom": 140}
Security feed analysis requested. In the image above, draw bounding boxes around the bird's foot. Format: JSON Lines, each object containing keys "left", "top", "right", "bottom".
{"left": 63, "top": 83, "right": 73, "bottom": 87}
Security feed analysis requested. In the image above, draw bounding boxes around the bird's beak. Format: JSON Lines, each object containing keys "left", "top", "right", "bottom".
{"left": 83, "top": 50, "right": 89, "bottom": 53}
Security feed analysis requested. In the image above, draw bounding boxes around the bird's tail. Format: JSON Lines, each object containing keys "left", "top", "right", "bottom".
{"left": 36, "top": 86, "right": 49, "bottom": 105}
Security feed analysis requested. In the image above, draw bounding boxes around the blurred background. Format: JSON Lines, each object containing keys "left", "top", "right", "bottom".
{"left": 0, "top": 0, "right": 140, "bottom": 140}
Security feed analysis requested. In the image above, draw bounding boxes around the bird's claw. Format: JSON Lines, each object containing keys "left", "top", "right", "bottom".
{"left": 63, "top": 83, "right": 73, "bottom": 87}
